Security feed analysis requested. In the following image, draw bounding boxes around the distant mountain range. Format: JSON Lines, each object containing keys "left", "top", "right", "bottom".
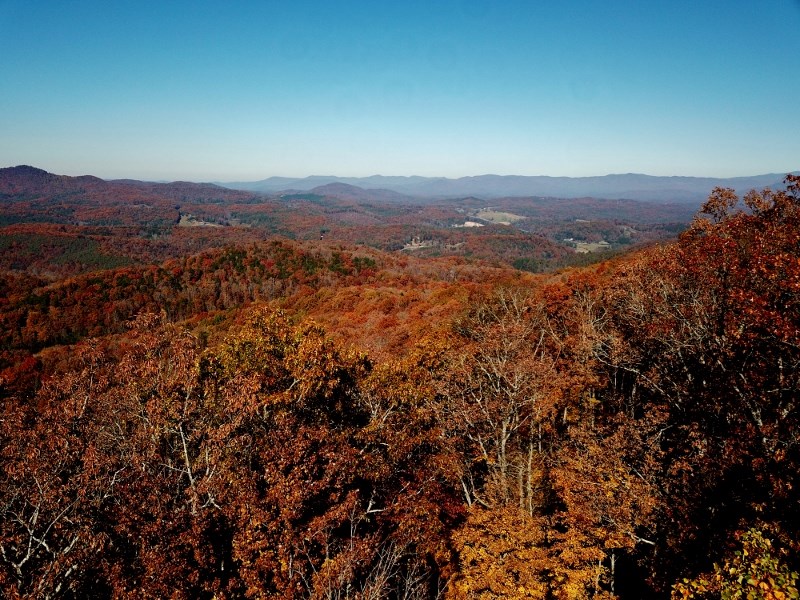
{"left": 223, "top": 172, "right": 796, "bottom": 203}
{"left": 2, "top": 165, "right": 795, "bottom": 205}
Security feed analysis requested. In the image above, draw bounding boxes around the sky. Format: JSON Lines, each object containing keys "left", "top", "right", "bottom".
{"left": 1, "top": 0, "right": 798, "bottom": 181}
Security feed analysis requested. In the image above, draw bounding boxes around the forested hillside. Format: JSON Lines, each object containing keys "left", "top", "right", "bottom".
{"left": 1, "top": 175, "right": 798, "bottom": 598}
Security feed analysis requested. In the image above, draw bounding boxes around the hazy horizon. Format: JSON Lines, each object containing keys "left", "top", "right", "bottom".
{"left": 4, "top": 164, "right": 797, "bottom": 185}
{"left": 2, "top": 1, "right": 799, "bottom": 181}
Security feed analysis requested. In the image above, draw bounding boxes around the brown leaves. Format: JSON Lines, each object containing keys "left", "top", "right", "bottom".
{"left": 1, "top": 306, "right": 465, "bottom": 597}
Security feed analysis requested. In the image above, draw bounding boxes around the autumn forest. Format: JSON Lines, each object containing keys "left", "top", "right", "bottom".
{"left": 1, "top": 166, "right": 799, "bottom": 599}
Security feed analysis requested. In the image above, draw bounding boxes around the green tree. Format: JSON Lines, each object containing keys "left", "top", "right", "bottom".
{"left": 673, "top": 528, "right": 799, "bottom": 600}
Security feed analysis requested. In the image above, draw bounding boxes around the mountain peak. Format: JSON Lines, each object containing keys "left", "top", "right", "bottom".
{"left": 310, "top": 182, "right": 365, "bottom": 194}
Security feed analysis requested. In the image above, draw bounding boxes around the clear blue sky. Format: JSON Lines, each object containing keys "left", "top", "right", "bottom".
{"left": 1, "top": 0, "right": 798, "bottom": 181}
